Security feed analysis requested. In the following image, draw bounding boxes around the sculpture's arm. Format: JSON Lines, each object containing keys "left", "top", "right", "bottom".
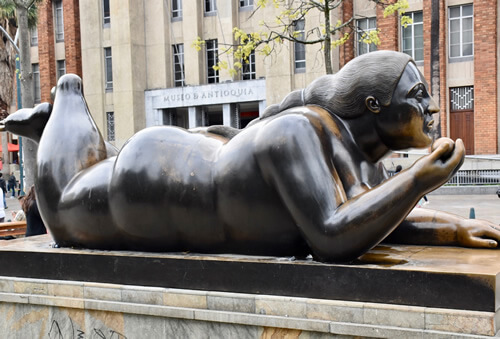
{"left": 385, "top": 208, "right": 500, "bottom": 247}
{"left": 255, "top": 116, "right": 465, "bottom": 262}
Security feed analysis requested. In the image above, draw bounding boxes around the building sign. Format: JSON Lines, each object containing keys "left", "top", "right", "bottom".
{"left": 146, "top": 79, "right": 266, "bottom": 109}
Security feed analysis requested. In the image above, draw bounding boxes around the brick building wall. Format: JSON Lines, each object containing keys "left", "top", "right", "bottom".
{"left": 376, "top": 1, "right": 398, "bottom": 51}
{"left": 340, "top": 0, "right": 354, "bottom": 67}
{"left": 473, "top": 0, "right": 497, "bottom": 154}
{"left": 37, "top": 0, "right": 56, "bottom": 103}
{"left": 63, "top": 0, "right": 82, "bottom": 77}
{"left": 35, "top": 0, "right": 82, "bottom": 103}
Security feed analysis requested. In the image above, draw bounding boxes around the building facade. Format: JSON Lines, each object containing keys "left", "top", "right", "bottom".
{"left": 29, "top": 0, "right": 499, "bottom": 155}
{"left": 30, "top": 0, "right": 81, "bottom": 104}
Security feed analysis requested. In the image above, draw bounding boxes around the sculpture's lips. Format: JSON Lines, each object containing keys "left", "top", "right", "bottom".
{"left": 427, "top": 119, "right": 434, "bottom": 129}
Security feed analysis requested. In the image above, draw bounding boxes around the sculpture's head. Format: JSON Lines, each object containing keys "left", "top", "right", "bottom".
{"left": 369, "top": 61, "right": 439, "bottom": 150}
{"left": 304, "top": 50, "right": 438, "bottom": 150}
{"left": 0, "top": 103, "right": 52, "bottom": 143}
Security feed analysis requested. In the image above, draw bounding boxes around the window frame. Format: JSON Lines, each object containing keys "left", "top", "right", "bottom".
{"left": 30, "top": 27, "right": 38, "bottom": 46}
{"left": 239, "top": 0, "right": 253, "bottom": 11}
{"left": 401, "top": 11, "right": 423, "bottom": 63}
{"left": 32, "top": 63, "right": 41, "bottom": 104}
{"left": 104, "top": 47, "right": 113, "bottom": 91}
{"left": 448, "top": 4, "right": 474, "bottom": 60}
{"left": 293, "top": 19, "right": 306, "bottom": 72}
{"left": 172, "top": 0, "right": 182, "bottom": 20}
{"left": 106, "top": 111, "right": 115, "bottom": 142}
{"left": 56, "top": 60, "right": 66, "bottom": 80}
{"left": 54, "top": 0, "right": 64, "bottom": 42}
{"left": 205, "top": 0, "right": 217, "bottom": 16}
{"left": 173, "top": 44, "right": 185, "bottom": 87}
{"left": 103, "top": 0, "right": 110, "bottom": 27}
{"left": 356, "top": 17, "right": 377, "bottom": 56}
{"left": 242, "top": 50, "right": 256, "bottom": 80}
{"left": 206, "top": 39, "right": 219, "bottom": 84}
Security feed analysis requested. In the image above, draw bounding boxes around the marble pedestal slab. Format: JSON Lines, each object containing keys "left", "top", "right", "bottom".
{"left": 0, "top": 235, "right": 499, "bottom": 337}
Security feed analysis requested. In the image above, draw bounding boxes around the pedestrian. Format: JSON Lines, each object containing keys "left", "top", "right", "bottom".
{"left": 22, "top": 186, "right": 47, "bottom": 237}
{"left": 0, "top": 186, "right": 5, "bottom": 223}
{"left": 7, "top": 173, "right": 16, "bottom": 197}
{"left": 496, "top": 187, "right": 500, "bottom": 198}
{"left": 0, "top": 173, "right": 7, "bottom": 209}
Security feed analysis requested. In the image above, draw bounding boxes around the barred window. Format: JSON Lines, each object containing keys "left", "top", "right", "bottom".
{"left": 450, "top": 86, "right": 474, "bottom": 111}
{"left": 240, "top": 0, "right": 253, "bottom": 9}
{"left": 106, "top": 112, "right": 115, "bottom": 142}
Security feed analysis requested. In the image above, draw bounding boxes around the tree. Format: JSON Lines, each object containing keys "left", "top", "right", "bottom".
{"left": 193, "top": 0, "right": 410, "bottom": 76}
{"left": 0, "top": 0, "right": 39, "bottom": 190}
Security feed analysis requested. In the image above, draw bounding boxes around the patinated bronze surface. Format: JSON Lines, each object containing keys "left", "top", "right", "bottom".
{"left": 3, "top": 51, "right": 499, "bottom": 262}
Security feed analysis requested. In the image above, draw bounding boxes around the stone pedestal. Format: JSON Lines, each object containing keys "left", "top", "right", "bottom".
{"left": 0, "top": 235, "right": 498, "bottom": 337}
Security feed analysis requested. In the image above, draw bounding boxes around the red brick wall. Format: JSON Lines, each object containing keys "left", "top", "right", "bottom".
{"left": 376, "top": 1, "right": 399, "bottom": 51}
{"left": 340, "top": 0, "right": 354, "bottom": 67}
{"left": 37, "top": 0, "right": 56, "bottom": 103}
{"left": 474, "top": 0, "right": 498, "bottom": 154}
{"left": 63, "top": 0, "right": 82, "bottom": 77}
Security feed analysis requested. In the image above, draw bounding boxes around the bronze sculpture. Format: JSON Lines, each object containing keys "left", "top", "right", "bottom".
{"left": 3, "top": 51, "right": 499, "bottom": 262}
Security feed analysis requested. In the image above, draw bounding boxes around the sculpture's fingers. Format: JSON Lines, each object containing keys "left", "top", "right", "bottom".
{"left": 465, "top": 236, "right": 497, "bottom": 248}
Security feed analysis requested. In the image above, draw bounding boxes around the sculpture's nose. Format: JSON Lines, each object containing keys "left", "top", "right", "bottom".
{"left": 428, "top": 96, "right": 439, "bottom": 114}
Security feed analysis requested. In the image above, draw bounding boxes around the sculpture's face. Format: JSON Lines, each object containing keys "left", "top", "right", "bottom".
{"left": 375, "top": 62, "right": 438, "bottom": 150}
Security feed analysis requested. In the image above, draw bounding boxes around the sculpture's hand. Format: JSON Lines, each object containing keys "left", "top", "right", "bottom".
{"left": 457, "top": 219, "right": 500, "bottom": 248}
{"left": 411, "top": 138, "right": 465, "bottom": 192}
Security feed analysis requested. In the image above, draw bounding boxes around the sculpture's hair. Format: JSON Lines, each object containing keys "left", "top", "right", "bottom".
{"left": 261, "top": 51, "right": 413, "bottom": 119}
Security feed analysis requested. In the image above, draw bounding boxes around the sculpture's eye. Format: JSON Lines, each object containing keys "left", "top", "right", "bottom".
{"left": 415, "top": 89, "right": 423, "bottom": 101}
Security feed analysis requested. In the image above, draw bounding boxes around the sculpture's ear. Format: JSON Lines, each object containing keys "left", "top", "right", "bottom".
{"left": 365, "top": 96, "right": 381, "bottom": 114}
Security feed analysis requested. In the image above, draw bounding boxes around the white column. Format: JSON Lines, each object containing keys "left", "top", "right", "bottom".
{"left": 188, "top": 107, "right": 200, "bottom": 128}
{"left": 223, "top": 104, "right": 232, "bottom": 126}
{"left": 259, "top": 100, "right": 267, "bottom": 117}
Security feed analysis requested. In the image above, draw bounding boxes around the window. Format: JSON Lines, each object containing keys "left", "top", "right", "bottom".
{"left": 449, "top": 4, "right": 473, "bottom": 59}
{"left": 54, "top": 0, "right": 64, "bottom": 42}
{"left": 30, "top": 27, "right": 38, "bottom": 46}
{"left": 104, "top": 47, "right": 113, "bottom": 90}
{"left": 103, "top": 0, "right": 110, "bottom": 27}
{"left": 294, "top": 19, "right": 306, "bottom": 71}
{"left": 205, "top": 0, "right": 216, "bottom": 15}
{"left": 450, "top": 86, "right": 474, "bottom": 111}
{"left": 106, "top": 112, "right": 115, "bottom": 142}
{"left": 240, "top": 0, "right": 253, "bottom": 9}
{"left": 401, "top": 11, "right": 423, "bottom": 62}
{"left": 173, "top": 44, "right": 185, "bottom": 87}
{"left": 242, "top": 50, "right": 256, "bottom": 80}
{"left": 32, "top": 64, "right": 40, "bottom": 104}
{"left": 357, "top": 17, "right": 377, "bottom": 55}
{"left": 206, "top": 39, "right": 219, "bottom": 83}
{"left": 57, "top": 60, "right": 66, "bottom": 80}
{"left": 172, "top": 0, "right": 182, "bottom": 19}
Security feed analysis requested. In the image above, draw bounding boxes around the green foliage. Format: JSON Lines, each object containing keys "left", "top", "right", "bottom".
{"left": 0, "top": 0, "right": 41, "bottom": 29}
{"left": 193, "top": 0, "right": 410, "bottom": 76}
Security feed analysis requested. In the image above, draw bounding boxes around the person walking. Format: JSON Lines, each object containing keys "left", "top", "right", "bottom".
{"left": 23, "top": 186, "right": 47, "bottom": 237}
{"left": 7, "top": 173, "right": 16, "bottom": 198}
{"left": 0, "top": 173, "right": 7, "bottom": 209}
